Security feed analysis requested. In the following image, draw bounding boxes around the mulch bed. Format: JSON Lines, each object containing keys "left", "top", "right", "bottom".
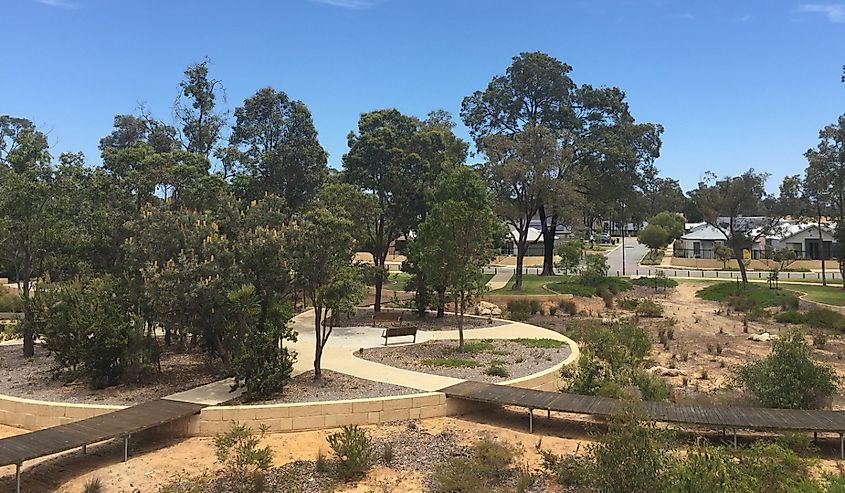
{"left": 335, "top": 308, "right": 508, "bottom": 331}
{"left": 357, "top": 339, "right": 569, "bottom": 382}
{"left": 240, "top": 369, "right": 418, "bottom": 404}
{"left": 0, "top": 344, "right": 224, "bottom": 405}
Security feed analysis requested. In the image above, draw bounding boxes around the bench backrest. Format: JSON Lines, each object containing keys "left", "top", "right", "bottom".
{"left": 384, "top": 326, "right": 417, "bottom": 337}
{"left": 372, "top": 312, "right": 402, "bottom": 323}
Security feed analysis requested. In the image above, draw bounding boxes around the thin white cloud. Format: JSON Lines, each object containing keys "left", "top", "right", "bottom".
{"left": 799, "top": 3, "right": 845, "bottom": 23}
{"left": 36, "top": 0, "right": 78, "bottom": 8}
{"left": 310, "top": 0, "right": 384, "bottom": 9}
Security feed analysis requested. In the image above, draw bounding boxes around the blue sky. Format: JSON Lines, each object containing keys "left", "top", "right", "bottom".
{"left": 3, "top": 0, "right": 844, "bottom": 193}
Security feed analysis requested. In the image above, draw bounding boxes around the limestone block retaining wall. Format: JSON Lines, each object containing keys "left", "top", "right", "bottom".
{"left": 0, "top": 393, "right": 122, "bottom": 431}
{"left": 0, "top": 335, "right": 579, "bottom": 435}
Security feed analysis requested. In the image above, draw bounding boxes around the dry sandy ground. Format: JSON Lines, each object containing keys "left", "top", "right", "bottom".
{"left": 647, "top": 281, "right": 845, "bottom": 399}
{"left": 0, "top": 412, "right": 590, "bottom": 493}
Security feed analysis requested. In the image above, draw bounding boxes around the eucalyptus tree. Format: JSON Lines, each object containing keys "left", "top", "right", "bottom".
{"left": 289, "top": 206, "right": 362, "bottom": 379}
{"left": 461, "top": 52, "right": 662, "bottom": 279}
{"left": 174, "top": 58, "right": 227, "bottom": 160}
{"left": 225, "top": 87, "right": 328, "bottom": 210}
{"left": 342, "top": 109, "right": 465, "bottom": 311}
{"left": 0, "top": 117, "right": 64, "bottom": 356}
{"left": 689, "top": 170, "right": 776, "bottom": 284}
{"left": 805, "top": 115, "right": 845, "bottom": 284}
{"left": 413, "top": 166, "right": 499, "bottom": 352}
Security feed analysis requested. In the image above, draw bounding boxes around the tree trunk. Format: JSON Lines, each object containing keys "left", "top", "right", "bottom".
{"left": 458, "top": 293, "right": 465, "bottom": 353}
{"left": 539, "top": 206, "right": 557, "bottom": 276}
{"left": 735, "top": 251, "right": 749, "bottom": 284}
{"left": 313, "top": 306, "right": 323, "bottom": 379}
{"left": 513, "top": 246, "right": 525, "bottom": 291}
{"left": 819, "top": 214, "right": 827, "bottom": 287}
{"left": 436, "top": 288, "right": 446, "bottom": 318}
{"left": 21, "top": 277, "right": 34, "bottom": 357}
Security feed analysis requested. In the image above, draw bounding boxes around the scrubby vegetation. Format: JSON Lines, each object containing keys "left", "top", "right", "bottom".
{"left": 561, "top": 320, "right": 670, "bottom": 401}
{"left": 432, "top": 437, "right": 521, "bottom": 493}
{"left": 775, "top": 307, "right": 845, "bottom": 331}
{"left": 630, "top": 274, "right": 678, "bottom": 290}
{"left": 732, "top": 330, "right": 839, "bottom": 409}
{"left": 540, "top": 409, "right": 845, "bottom": 493}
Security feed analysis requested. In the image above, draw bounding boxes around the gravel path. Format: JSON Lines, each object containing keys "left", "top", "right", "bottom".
{"left": 242, "top": 369, "right": 418, "bottom": 404}
{"left": 0, "top": 344, "right": 224, "bottom": 405}
{"left": 335, "top": 308, "right": 508, "bottom": 331}
{"left": 357, "top": 339, "right": 569, "bottom": 382}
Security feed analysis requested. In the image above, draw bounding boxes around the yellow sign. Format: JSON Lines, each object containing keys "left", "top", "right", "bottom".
{"left": 742, "top": 249, "right": 751, "bottom": 261}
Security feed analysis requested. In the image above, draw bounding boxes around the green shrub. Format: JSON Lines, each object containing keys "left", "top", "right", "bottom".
{"left": 33, "top": 276, "right": 157, "bottom": 389}
{"left": 227, "top": 286, "right": 296, "bottom": 401}
{"left": 617, "top": 297, "right": 640, "bottom": 310}
{"left": 214, "top": 422, "right": 273, "bottom": 479}
{"left": 632, "top": 369, "right": 671, "bottom": 401}
{"left": 528, "top": 299, "right": 541, "bottom": 315}
{"left": 432, "top": 438, "right": 517, "bottom": 493}
{"left": 0, "top": 291, "right": 23, "bottom": 312}
{"left": 775, "top": 310, "right": 805, "bottom": 324}
{"left": 540, "top": 449, "right": 589, "bottom": 488}
{"left": 812, "top": 331, "right": 828, "bottom": 348}
{"left": 327, "top": 425, "right": 375, "bottom": 480}
{"left": 580, "top": 254, "right": 610, "bottom": 286}
{"left": 514, "top": 338, "right": 565, "bottom": 349}
{"left": 804, "top": 308, "right": 845, "bottom": 330}
{"left": 598, "top": 287, "right": 614, "bottom": 309}
{"left": 485, "top": 364, "right": 510, "bottom": 378}
{"left": 635, "top": 299, "right": 664, "bottom": 318}
{"left": 732, "top": 330, "right": 840, "bottom": 409}
{"left": 558, "top": 299, "right": 577, "bottom": 316}
{"left": 631, "top": 276, "right": 678, "bottom": 290}
{"left": 506, "top": 299, "right": 532, "bottom": 321}
{"left": 585, "top": 410, "right": 676, "bottom": 493}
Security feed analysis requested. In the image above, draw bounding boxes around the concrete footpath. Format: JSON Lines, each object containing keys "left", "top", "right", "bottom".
{"left": 486, "top": 271, "right": 513, "bottom": 291}
{"left": 288, "top": 309, "right": 575, "bottom": 392}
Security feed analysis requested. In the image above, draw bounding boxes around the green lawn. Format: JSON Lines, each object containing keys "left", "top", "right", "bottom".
{"left": 382, "top": 272, "right": 411, "bottom": 290}
{"left": 490, "top": 274, "right": 631, "bottom": 296}
{"left": 382, "top": 272, "right": 494, "bottom": 291}
{"left": 784, "top": 284, "right": 845, "bottom": 306}
{"left": 491, "top": 274, "right": 557, "bottom": 295}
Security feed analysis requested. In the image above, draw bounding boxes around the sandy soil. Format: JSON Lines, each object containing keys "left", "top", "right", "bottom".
{"left": 358, "top": 339, "right": 569, "bottom": 382}
{"left": 645, "top": 281, "right": 845, "bottom": 402}
{"left": 0, "top": 412, "right": 589, "bottom": 493}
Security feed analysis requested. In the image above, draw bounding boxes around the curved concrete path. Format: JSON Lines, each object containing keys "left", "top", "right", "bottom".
{"left": 289, "top": 310, "right": 575, "bottom": 392}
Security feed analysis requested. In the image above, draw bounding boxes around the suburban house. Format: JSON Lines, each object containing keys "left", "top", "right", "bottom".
{"left": 501, "top": 219, "right": 576, "bottom": 256}
{"left": 763, "top": 222, "right": 835, "bottom": 259}
{"left": 675, "top": 223, "right": 726, "bottom": 259}
{"left": 675, "top": 220, "right": 837, "bottom": 260}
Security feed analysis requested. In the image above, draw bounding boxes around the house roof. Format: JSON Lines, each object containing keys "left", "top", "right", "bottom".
{"left": 680, "top": 223, "right": 727, "bottom": 241}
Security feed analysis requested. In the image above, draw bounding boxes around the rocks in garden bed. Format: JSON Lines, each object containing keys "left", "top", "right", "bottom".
{"left": 474, "top": 301, "right": 502, "bottom": 316}
{"left": 748, "top": 332, "right": 778, "bottom": 342}
{"left": 647, "top": 365, "right": 687, "bottom": 377}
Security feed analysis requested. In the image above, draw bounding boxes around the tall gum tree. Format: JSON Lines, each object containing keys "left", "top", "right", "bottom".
{"left": 461, "top": 52, "right": 661, "bottom": 281}
{"left": 690, "top": 170, "right": 778, "bottom": 284}
{"left": 0, "top": 117, "right": 61, "bottom": 356}
{"left": 342, "top": 109, "right": 465, "bottom": 311}
{"left": 805, "top": 115, "right": 845, "bottom": 286}
{"left": 224, "top": 87, "right": 328, "bottom": 210}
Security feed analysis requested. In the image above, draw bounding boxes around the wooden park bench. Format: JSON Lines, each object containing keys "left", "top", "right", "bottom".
{"left": 372, "top": 311, "right": 403, "bottom": 326}
{"left": 382, "top": 325, "right": 418, "bottom": 345}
